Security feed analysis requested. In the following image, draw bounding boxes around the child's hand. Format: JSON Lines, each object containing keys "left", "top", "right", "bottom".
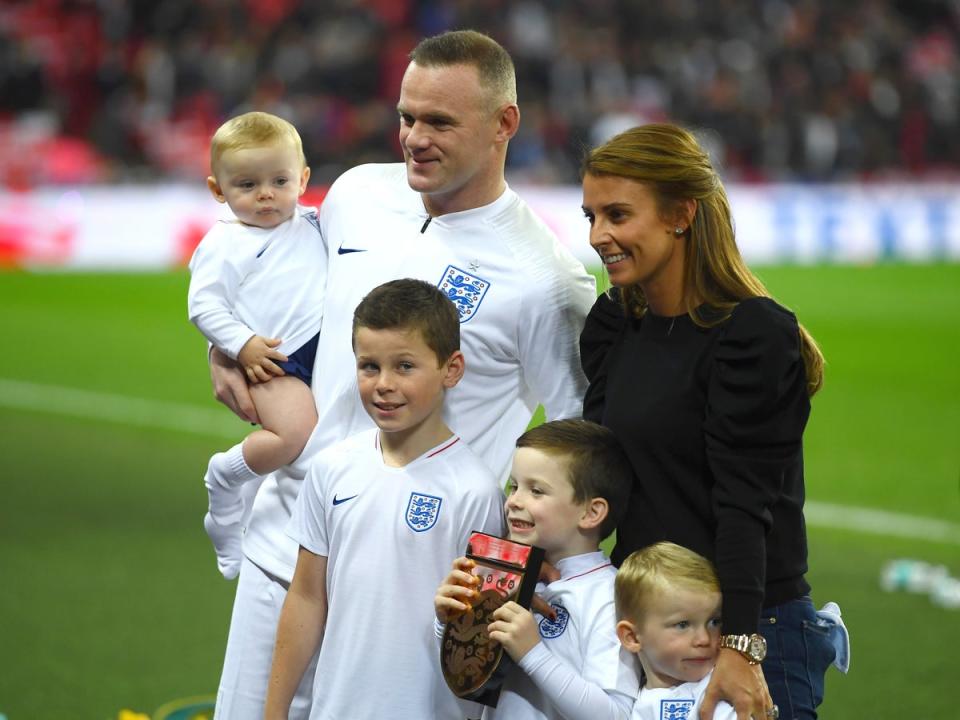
{"left": 488, "top": 601, "right": 540, "bottom": 662}
{"left": 434, "top": 556, "right": 480, "bottom": 623}
{"left": 238, "top": 335, "right": 288, "bottom": 384}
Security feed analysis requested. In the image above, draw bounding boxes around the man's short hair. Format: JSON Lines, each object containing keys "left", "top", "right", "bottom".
{"left": 515, "top": 419, "right": 632, "bottom": 540}
{"left": 352, "top": 279, "right": 460, "bottom": 365}
{"left": 409, "top": 29, "right": 517, "bottom": 107}
{"left": 209, "top": 111, "right": 306, "bottom": 175}
{"left": 614, "top": 542, "right": 721, "bottom": 623}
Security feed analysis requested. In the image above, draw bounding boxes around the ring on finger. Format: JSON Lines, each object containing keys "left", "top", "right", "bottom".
{"left": 765, "top": 705, "right": 779, "bottom": 719}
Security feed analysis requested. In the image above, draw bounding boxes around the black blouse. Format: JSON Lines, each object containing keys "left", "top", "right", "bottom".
{"left": 581, "top": 292, "right": 811, "bottom": 633}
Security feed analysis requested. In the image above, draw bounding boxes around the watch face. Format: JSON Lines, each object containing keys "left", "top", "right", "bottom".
{"left": 749, "top": 634, "right": 767, "bottom": 660}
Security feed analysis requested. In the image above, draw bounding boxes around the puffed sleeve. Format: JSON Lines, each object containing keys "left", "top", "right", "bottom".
{"left": 580, "top": 290, "right": 626, "bottom": 423}
{"left": 704, "top": 297, "right": 810, "bottom": 633}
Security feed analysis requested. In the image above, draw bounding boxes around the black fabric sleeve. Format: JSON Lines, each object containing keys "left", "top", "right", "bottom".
{"left": 579, "top": 290, "right": 626, "bottom": 423}
{"left": 703, "top": 297, "right": 810, "bottom": 633}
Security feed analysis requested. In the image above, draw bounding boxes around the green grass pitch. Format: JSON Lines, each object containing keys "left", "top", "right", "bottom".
{"left": 0, "top": 264, "right": 957, "bottom": 718}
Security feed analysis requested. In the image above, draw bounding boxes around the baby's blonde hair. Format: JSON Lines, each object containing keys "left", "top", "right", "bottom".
{"left": 615, "top": 542, "right": 720, "bottom": 623}
{"left": 209, "top": 111, "right": 306, "bottom": 175}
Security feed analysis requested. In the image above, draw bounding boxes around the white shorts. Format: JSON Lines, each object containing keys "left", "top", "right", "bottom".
{"left": 214, "top": 557, "right": 317, "bottom": 719}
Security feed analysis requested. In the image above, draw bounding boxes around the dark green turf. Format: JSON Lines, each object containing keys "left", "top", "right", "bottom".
{"left": 1, "top": 265, "right": 958, "bottom": 718}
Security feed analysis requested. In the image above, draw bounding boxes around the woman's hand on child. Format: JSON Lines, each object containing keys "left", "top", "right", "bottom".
{"left": 699, "top": 648, "right": 773, "bottom": 720}
{"left": 488, "top": 601, "right": 540, "bottom": 662}
{"left": 238, "top": 335, "right": 288, "bottom": 384}
{"left": 434, "top": 556, "right": 479, "bottom": 623}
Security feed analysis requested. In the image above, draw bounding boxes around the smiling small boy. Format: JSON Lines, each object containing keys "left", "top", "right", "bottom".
{"left": 436, "top": 419, "right": 640, "bottom": 719}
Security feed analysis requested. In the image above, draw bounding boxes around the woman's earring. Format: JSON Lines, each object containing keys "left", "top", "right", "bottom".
{"left": 674, "top": 226, "right": 684, "bottom": 236}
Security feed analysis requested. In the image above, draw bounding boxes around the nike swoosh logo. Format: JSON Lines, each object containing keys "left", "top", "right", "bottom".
{"left": 332, "top": 494, "right": 359, "bottom": 506}
{"left": 337, "top": 247, "right": 367, "bottom": 255}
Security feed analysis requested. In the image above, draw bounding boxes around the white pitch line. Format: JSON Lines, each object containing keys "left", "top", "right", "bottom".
{"left": 2, "top": 377, "right": 959, "bottom": 545}
{"left": 0, "top": 377, "right": 241, "bottom": 440}
{"left": 805, "top": 501, "right": 960, "bottom": 545}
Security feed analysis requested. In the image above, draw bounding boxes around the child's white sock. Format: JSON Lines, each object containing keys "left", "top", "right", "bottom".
{"left": 224, "top": 443, "right": 260, "bottom": 485}
{"left": 205, "top": 443, "right": 261, "bottom": 525}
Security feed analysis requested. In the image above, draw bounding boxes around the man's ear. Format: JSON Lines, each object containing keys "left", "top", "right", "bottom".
{"left": 578, "top": 497, "right": 609, "bottom": 532}
{"left": 207, "top": 176, "right": 226, "bottom": 203}
{"left": 616, "top": 619, "right": 642, "bottom": 653}
{"left": 495, "top": 103, "right": 520, "bottom": 144}
{"left": 442, "top": 350, "right": 466, "bottom": 389}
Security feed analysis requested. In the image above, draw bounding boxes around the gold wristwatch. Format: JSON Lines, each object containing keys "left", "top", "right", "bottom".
{"left": 719, "top": 633, "right": 767, "bottom": 664}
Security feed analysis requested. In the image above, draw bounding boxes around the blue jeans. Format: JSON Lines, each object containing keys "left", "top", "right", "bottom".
{"left": 759, "top": 597, "right": 836, "bottom": 720}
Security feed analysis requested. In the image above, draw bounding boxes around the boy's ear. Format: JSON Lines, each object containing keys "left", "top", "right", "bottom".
{"left": 578, "top": 497, "right": 609, "bottom": 532}
{"left": 442, "top": 350, "right": 465, "bottom": 389}
{"left": 616, "top": 619, "right": 642, "bottom": 653}
{"left": 207, "top": 176, "right": 226, "bottom": 204}
{"left": 299, "top": 166, "right": 311, "bottom": 196}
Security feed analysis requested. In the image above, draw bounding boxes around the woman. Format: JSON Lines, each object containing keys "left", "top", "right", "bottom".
{"left": 580, "top": 124, "right": 833, "bottom": 720}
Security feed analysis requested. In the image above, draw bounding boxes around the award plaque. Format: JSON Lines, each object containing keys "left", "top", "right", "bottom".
{"left": 440, "top": 531, "right": 545, "bottom": 707}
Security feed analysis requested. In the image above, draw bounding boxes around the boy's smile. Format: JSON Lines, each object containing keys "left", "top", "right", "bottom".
{"left": 354, "top": 326, "right": 463, "bottom": 462}
{"left": 505, "top": 447, "right": 596, "bottom": 564}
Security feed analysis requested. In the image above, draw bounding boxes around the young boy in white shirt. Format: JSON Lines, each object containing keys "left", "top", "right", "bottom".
{"left": 187, "top": 111, "right": 326, "bottom": 579}
{"left": 265, "top": 279, "right": 505, "bottom": 720}
{"left": 435, "top": 419, "right": 640, "bottom": 720}
{"left": 614, "top": 542, "right": 738, "bottom": 720}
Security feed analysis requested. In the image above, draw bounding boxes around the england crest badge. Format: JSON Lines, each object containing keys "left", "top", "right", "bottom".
{"left": 406, "top": 492, "right": 442, "bottom": 532}
{"left": 660, "top": 699, "right": 694, "bottom": 720}
{"left": 438, "top": 265, "right": 490, "bottom": 323}
{"left": 538, "top": 603, "right": 570, "bottom": 639}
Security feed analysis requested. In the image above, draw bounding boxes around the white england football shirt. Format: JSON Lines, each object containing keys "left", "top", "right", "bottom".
{"left": 484, "top": 551, "right": 640, "bottom": 720}
{"left": 631, "top": 671, "right": 736, "bottom": 720}
{"left": 289, "top": 428, "right": 505, "bottom": 720}
{"left": 246, "top": 163, "right": 596, "bottom": 580}
{"left": 187, "top": 205, "right": 326, "bottom": 359}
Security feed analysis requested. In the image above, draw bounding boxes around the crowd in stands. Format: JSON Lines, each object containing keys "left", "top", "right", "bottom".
{"left": 1, "top": 0, "right": 958, "bottom": 186}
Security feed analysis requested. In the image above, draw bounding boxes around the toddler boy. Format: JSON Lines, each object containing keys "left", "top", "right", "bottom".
{"left": 187, "top": 111, "right": 325, "bottom": 579}
{"left": 615, "top": 542, "right": 737, "bottom": 720}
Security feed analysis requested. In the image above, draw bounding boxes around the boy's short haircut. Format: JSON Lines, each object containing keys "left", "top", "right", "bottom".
{"left": 408, "top": 29, "right": 517, "bottom": 108}
{"left": 209, "top": 111, "right": 306, "bottom": 175}
{"left": 614, "top": 542, "right": 720, "bottom": 623}
{"left": 515, "top": 419, "right": 632, "bottom": 540}
{"left": 352, "top": 279, "right": 460, "bottom": 365}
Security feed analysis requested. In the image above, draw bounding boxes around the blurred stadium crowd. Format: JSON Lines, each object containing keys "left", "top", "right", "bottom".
{"left": 1, "top": 0, "right": 958, "bottom": 186}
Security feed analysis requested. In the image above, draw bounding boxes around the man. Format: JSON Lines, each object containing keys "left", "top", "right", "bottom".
{"left": 208, "top": 30, "right": 596, "bottom": 719}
